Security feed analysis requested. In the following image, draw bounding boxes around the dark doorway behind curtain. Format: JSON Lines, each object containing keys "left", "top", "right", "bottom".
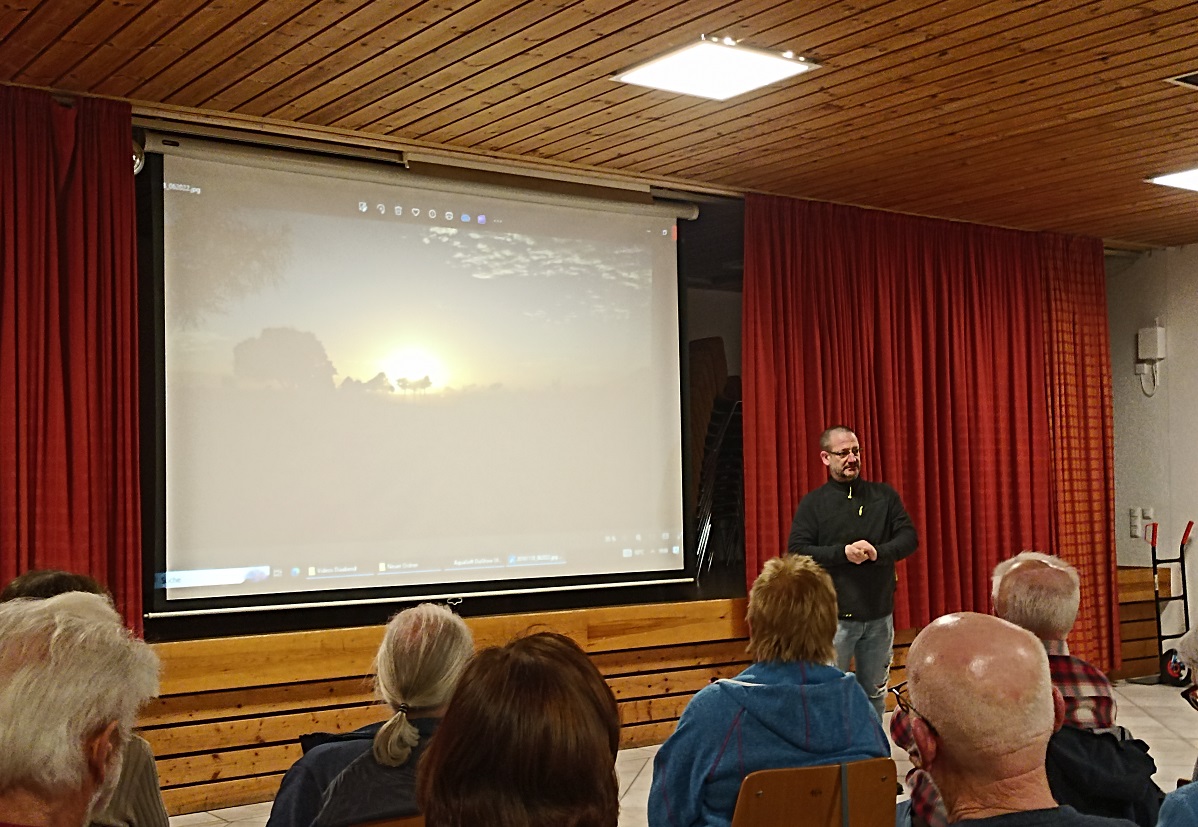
{"left": 0, "top": 87, "right": 142, "bottom": 631}
{"left": 743, "top": 194, "right": 1117, "bottom": 670}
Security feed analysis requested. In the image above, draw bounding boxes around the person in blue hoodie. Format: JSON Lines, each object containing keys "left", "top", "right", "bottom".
{"left": 648, "top": 554, "right": 891, "bottom": 827}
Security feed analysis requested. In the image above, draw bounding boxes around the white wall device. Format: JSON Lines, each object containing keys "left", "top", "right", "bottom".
{"left": 1137, "top": 325, "right": 1167, "bottom": 362}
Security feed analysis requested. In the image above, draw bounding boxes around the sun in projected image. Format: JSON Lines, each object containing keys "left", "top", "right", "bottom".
{"left": 380, "top": 346, "right": 449, "bottom": 392}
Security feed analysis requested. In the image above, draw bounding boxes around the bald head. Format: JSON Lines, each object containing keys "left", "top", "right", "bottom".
{"left": 992, "top": 552, "right": 1080, "bottom": 641}
{"left": 908, "top": 613, "right": 1054, "bottom": 775}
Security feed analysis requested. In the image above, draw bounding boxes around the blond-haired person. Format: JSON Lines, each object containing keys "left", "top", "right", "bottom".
{"left": 648, "top": 555, "right": 889, "bottom": 827}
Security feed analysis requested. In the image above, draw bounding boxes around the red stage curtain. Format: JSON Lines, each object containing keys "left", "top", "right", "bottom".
{"left": 0, "top": 87, "right": 142, "bottom": 631}
{"left": 1040, "top": 234, "right": 1119, "bottom": 669}
{"left": 743, "top": 195, "right": 1117, "bottom": 669}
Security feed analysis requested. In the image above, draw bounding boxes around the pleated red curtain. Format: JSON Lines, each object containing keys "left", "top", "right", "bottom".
{"left": 0, "top": 87, "right": 142, "bottom": 631}
{"left": 743, "top": 194, "right": 1117, "bottom": 669}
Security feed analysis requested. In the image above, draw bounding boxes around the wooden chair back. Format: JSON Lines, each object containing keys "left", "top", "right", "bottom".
{"left": 729, "top": 756, "right": 897, "bottom": 827}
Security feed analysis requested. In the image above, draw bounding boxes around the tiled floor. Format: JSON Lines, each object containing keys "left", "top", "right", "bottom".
{"left": 172, "top": 680, "right": 1198, "bottom": 827}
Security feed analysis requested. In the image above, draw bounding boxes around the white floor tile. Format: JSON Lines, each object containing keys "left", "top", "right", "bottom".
{"left": 206, "top": 802, "right": 274, "bottom": 822}
{"left": 168, "top": 814, "right": 227, "bottom": 827}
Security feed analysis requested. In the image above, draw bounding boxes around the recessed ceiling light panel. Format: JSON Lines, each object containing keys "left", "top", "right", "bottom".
{"left": 613, "top": 39, "right": 818, "bottom": 101}
{"left": 1149, "top": 168, "right": 1198, "bottom": 193}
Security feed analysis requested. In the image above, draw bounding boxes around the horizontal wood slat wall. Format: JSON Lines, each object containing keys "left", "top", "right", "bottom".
{"left": 1112, "top": 565, "right": 1172, "bottom": 680}
{"left": 143, "top": 579, "right": 1127, "bottom": 815}
{"left": 146, "top": 598, "right": 752, "bottom": 815}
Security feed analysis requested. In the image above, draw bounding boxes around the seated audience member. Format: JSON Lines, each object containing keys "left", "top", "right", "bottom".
{"left": 902, "top": 612, "right": 1134, "bottom": 826}
{"left": 993, "top": 553, "right": 1161, "bottom": 825}
{"left": 417, "top": 632, "right": 620, "bottom": 827}
{"left": 0, "top": 592, "right": 161, "bottom": 827}
{"left": 992, "top": 551, "right": 1116, "bottom": 731}
{"left": 267, "top": 603, "right": 473, "bottom": 827}
{"left": 894, "top": 552, "right": 1154, "bottom": 827}
{"left": 1157, "top": 629, "right": 1198, "bottom": 826}
{"left": 648, "top": 555, "right": 890, "bottom": 827}
{"left": 1, "top": 570, "right": 168, "bottom": 827}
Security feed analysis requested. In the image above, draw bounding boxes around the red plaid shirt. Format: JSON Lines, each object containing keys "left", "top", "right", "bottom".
{"left": 1044, "top": 640, "right": 1117, "bottom": 731}
{"left": 892, "top": 640, "right": 1116, "bottom": 826}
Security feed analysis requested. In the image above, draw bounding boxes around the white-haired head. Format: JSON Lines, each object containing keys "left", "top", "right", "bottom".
{"left": 371, "top": 603, "right": 474, "bottom": 767}
{"left": 0, "top": 592, "right": 160, "bottom": 798}
{"left": 991, "top": 551, "right": 1080, "bottom": 641}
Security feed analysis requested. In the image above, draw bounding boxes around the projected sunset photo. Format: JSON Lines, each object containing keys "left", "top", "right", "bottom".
{"left": 160, "top": 148, "right": 684, "bottom": 601}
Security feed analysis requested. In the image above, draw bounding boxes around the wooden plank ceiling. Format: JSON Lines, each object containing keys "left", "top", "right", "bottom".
{"left": 4, "top": 0, "right": 1198, "bottom": 250}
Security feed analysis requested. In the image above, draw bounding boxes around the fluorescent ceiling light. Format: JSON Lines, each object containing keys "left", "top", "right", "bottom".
{"left": 613, "top": 39, "right": 817, "bottom": 101}
{"left": 1149, "top": 168, "right": 1198, "bottom": 193}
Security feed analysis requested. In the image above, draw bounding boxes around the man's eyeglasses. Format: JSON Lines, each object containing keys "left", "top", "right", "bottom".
{"left": 889, "top": 681, "right": 937, "bottom": 734}
{"left": 827, "top": 447, "right": 861, "bottom": 458}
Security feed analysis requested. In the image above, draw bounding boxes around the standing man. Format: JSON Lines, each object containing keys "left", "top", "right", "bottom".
{"left": 788, "top": 425, "right": 918, "bottom": 718}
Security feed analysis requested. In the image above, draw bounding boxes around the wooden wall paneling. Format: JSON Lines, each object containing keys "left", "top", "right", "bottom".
{"left": 154, "top": 627, "right": 386, "bottom": 694}
{"left": 859, "top": 93, "right": 1198, "bottom": 216}
{"left": 360, "top": 0, "right": 703, "bottom": 139}
{"left": 428, "top": 0, "right": 824, "bottom": 151}
{"left": 103, "top": 1, "right": 259, "bottom": 100}
{"left": 197, "top": 0, "right": 402, "bottom": 112}
{"left": 555, "top": 0, "right": 1016, "bottom": 168}
{"left": 16, "top": 1, "right": 145, "bottom": 87}
{"left": 329, "top": 1, "right": 612, "bottom": 133}
{"left": 591, "top": 639, "right": 749, "bottom": 674}
{"left": 142, "top": 703, "right": 387, "bottom": 756}
{"left": 721, "top": 5, "right": 1198, "bottom": 194}
{"left": 412, "top": 0, "right": 800, "bottom": 146}
{"left": 229, "top": 0, "right": 480, "bottom": 119}
{"left": 305, "top": 0, "right": 564, "bottom": 128}
{"left": 620, "top": 694, "right": 696, "bottom": 727}
{"left": 264, "top": 0, "right": 510, "bottom": 123}
{"left": 0, "top": 1, "right": 40, "bottom": 45}
{"left": 464, "top": 0, "right": 821, "bottom": 156}
{"left": 132, "top": 1, "right": 327, "bottom": 105}
{"left": 0, "top": 4, "right": 89, "bottom": 75}
{"left": 158, "top": 743, "right": 299, "bottom": 787}
{"left": 656, "top": 3, "right": 1198, "bottom": 189}
{"left": 593, "top": 0, "right": 1089, "bottom": 176}
{"left": 147, "top": 598, "right": 751, "bottom": 814}
{"left": 161, "top": 773, "right": 285, "bottom": 816}
{"left": 1112, "top": 566, "right": 1171, "bottom": 680}
{"left": 60, "top": 0, "right": 216, "bottom": 93}
{"left": 140, "top": 677, "right": 376, "bottom": 727}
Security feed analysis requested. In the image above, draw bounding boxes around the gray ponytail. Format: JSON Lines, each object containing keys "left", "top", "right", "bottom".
{"left": 371, "top": 603, "right": 473, "bottom": 766}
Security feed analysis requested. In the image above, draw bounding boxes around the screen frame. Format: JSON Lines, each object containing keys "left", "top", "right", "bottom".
{"left": 137, "top": 137, "right": 714, "bottom": 641}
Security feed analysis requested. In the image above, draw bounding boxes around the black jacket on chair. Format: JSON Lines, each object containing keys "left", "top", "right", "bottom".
{"left": 1045, "top": 724, "right": 1164, "bottom": 827}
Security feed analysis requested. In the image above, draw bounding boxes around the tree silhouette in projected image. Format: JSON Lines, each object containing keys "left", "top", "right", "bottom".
{"left": 166, "top": 199, "right": 293, "bottom": 328}
{"left": 394, "top": 375, "right": 432, "bottom": 395}
{"left": 233, "top": 327, "right": 336, "bottom": 390}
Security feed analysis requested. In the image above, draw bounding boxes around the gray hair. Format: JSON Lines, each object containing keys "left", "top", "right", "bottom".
{"left": 991, "top": 550, "right": 1080, "bottom": 639}
{"left": 0, "top": 592, "right": 160, "bottom": 796}
{"left": 372, "top": 603, "right": 474, "bottom": 767}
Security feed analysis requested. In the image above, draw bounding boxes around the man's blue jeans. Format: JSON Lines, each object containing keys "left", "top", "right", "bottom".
{"left": 833, "top": 614, "right": 893, "bottom": 720}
